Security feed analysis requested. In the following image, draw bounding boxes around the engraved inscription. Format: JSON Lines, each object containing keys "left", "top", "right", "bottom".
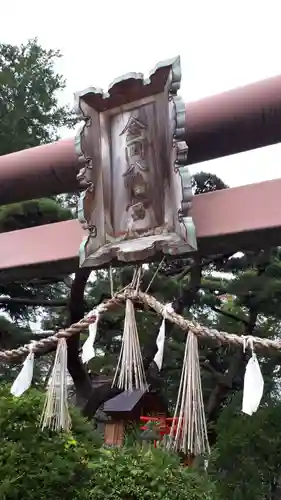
{"left": 120, "top": 116, "right": 150, "bottom": 222}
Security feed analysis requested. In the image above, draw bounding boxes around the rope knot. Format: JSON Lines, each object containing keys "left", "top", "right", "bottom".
{"left": 162, "top": 303, "right": 174, "bottom": 320}
{"left": 241, "top": 335, "right": 255, "bottom": 354}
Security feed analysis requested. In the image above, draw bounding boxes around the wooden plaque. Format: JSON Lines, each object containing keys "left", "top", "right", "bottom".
{"left": 75, "top": 57, "right": 197, "bottom": 268}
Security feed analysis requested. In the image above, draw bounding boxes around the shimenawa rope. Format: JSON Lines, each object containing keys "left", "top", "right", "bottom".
{"left": 1, "top": 289, "right": 281, "bottom": 362}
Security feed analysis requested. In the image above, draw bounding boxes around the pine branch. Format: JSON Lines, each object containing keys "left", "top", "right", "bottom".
{"left": 200, "top": 281, "right": 229, "bottom": 295}
{"left": 164, "top": 253, "right": 235, "bottom": 282}
{"left": 205, "top": 255, "right": 269, "bottom": 445}
{"left": 200, "top": 359, "right": 226, "bottom": 384}
{"left": 210, "top": 305, "right": 248, "bottom": 326}
{"left": 0, "top": 297, "right": 68, "bottom": 307}
{"left": 30, "top": 331, "right": 55, "bottom": 338}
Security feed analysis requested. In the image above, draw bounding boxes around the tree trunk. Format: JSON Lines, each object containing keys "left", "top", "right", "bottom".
{"left": 68, "top": 267, "right": 93, "bottom": 406}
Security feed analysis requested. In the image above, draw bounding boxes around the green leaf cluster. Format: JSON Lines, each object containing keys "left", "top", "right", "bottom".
{"left": 0, "top": 198, "right": 72, "bottom": 233}
{"left": 0, "top": 38, "right": 75, "bottom": 333}
{"left": 210, "top": 395, "right": 281, "bottom": 499}
{"left": 86, "top": 445, "right": 216, "bottom": 500}
{"left": 0, "top": 38, "right": 75, "bottom": 153}
{"left": 0, "top": 385, "right": 102, "bottom": 500}
{"left": 0, "top": 385, "right": 216, "bottom": 499}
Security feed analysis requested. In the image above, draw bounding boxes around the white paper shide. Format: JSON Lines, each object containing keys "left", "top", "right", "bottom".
{"left": 11, "top": 349, "right": 35, "bottom": 397}
{"left": 154, "top": 303, "right": 174, "bottom": 371}
{"left": 242, "top": 352, "right": 264, "bottom": 416}
{"left": 82, "top": 312, "right": 100, "bottom": 364}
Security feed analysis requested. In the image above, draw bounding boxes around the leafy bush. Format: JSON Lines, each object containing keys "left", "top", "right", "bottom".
{"left": 0, "top": 386, "right": 101, "bottom": 500}
{"left": 210, "top": 394, "right": 281, "bottom": 499}
{"left": 88, "top": 446, "right": 216, "bottom": 500}
{"left": 0, "top": 385, "right": 216, "bottom": 499}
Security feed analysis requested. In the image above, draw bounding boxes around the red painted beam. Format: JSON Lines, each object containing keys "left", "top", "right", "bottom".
{"left": 0, "top": 138, "right": 80, "bottom": 205}
{"left": 1, "top": 74, "right": 281, "bottom": 204}
{"left": 187, "top": 73, "right": 281, "bottom": 164}
{"left": 0, "top": 220, "right": 85, "bottom": 281}
{"left": 1, "top": 178, "right": 280, "bottom": 281}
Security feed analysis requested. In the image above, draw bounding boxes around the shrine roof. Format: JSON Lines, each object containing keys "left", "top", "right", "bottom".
{"left": 103, "top": 389, "right": 146, "bottom": 413}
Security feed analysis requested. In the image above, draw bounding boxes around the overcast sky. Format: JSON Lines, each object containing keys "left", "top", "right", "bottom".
{"left": 2, "top": 0, "right": 281, "bottom": 188}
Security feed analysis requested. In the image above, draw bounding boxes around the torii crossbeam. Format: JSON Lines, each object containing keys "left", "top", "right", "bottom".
{"left": 0, "top": 178, "right": 279, "bottom": 282}
{"left": 1, "top": 71, "right": 281, "bottom": 205}
{"left": 1, "top": 56, "right": 281, "bottom": 280}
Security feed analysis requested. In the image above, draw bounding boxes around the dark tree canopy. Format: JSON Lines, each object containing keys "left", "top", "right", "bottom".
{"left": 0, "top": 38, "right": 75, "bottom": 154}
{"left": 0, "top": 38, "right": 74, "bottom": 235}
{"left": 0, "top": 39, "right": 73, "bottom": 328}
{"left": 192, "top": 171, "right": 228, "bottom": 194}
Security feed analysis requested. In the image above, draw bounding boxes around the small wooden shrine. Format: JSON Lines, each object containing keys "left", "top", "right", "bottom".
{"left": 101, "top": 389, "right": 167, "bottom": 447}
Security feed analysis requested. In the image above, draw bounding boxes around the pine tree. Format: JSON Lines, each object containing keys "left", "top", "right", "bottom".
{"left": 0, "top": 39, "right": 75, "bottom": 381}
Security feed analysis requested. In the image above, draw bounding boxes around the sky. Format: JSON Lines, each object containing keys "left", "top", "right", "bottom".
{"left": 2, "top": 0, "right": 281, "bottom": 188}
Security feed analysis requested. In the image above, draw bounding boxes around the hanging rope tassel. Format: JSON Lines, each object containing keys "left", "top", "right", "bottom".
{"left": 112, "top": 298, "right": 148, "bottom": 392}
{"left": 10, "top": 346, "right": 34, "bottom": 397}
{"left": 40, "top": 338, "right": 71, "bottom": 432}
{"left": 167, "top": 331, "right": 210, "bottom": 459}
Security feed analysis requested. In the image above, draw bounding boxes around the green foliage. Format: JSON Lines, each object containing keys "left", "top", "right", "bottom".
{"left": 210, "top": 395, "right": 281, "bottom": 499}
{"left": 0, "top": 38, "right": 75, "bottom": 328}
{"left": 0, "top": 317, "right": 37, "bottom": 384}
{"left": 88, "top": 446, "right": 216, "bottom": 500}
{"left": 0, "top": 38, "right": 75, "bottom": 154}
{"left": 0, "top": 386, "right": 102, "bottom": 500}
{"left": 0, "top": 37, "right": 74, "bottom": 236}
{"left": 0, "top": 386, "right": 215, "bottom": 499}
{"left": 0, "top": 316, "right": 31, "bottom": 349}
{"left": 0, "top": 280, "right": 69, "bottom": 322}
{"left": 0, "top": 198, "right": 72, "bottom": 232}
{"left": 192, "top": 171, "right": 228, "bottom": 194}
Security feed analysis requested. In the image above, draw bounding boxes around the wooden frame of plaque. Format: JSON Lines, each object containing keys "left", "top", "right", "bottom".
{"left": 75, "top": 56, "right": 197, "bottom": 268}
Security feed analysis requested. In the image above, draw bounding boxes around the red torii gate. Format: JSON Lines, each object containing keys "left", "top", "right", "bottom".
{"left": 1, "top": 58, "right": 281, "bottom": 281}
